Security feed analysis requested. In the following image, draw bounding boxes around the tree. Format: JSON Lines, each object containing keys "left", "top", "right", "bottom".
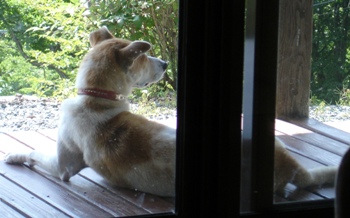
{"left": 0, "top": 0, "right": 93, "bottom": 79}
{"left": 0, "top": 0, "right": 178, "bottom": 97}
{"left": 312, "top": 0, "right": 350, "bottom": 103}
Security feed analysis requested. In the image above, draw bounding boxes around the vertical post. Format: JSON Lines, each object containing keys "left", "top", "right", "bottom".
{"left": 276, "top": 0, "right": 313, "bottom": 119}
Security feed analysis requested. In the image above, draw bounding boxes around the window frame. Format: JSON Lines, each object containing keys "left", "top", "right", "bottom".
{"left": 241, "top": 0, "right": 335, "bottom": 216}
{"left": 174, "top": 0, "right": 244, "bottom": 217}
{"left": 159, "top": 0, "right": 335, "bottom": 217}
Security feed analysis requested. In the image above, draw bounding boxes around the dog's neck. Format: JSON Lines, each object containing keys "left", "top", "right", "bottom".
{"left": 77, "top": 88, "right": 125, "bottom": 101}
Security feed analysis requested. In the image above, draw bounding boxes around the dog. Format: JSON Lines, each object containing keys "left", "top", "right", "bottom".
{"left": 274, "top": 137, "right": 337, "bottom": 193}
{"left": 4, "top": 27, "right": 337, "bottom": 197}
{"left": 4, "top": 27, "right": 176, "bottom": 197}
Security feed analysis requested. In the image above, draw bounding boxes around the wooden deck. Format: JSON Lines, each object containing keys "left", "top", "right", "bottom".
{"left": 274, "top": 119, "right": 350, "bottom": 203}
{"left": 0, "top": 118, "right": 349, "bottom": 216}
{"left": 0, "top": 129, "right": 175, "bottom": 217}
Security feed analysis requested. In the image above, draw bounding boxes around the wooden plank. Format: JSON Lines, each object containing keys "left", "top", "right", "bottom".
{"left": 306, "top": 187, "right": 335, "bottom": 199}
{"left": 5, "top": 131, "right": 56, "bottom": 151}
{"left": 33, "top": 167, "right": 150, "bottom": 216}
{"left": 285, "top": 149, "right": 326, "bottom": 169}
{"left": 0, "top": 176, "right": 68, "bottom": 217}
{"left": 0, "top": 133, "right": 32, "bottom": 154}
{"left": 276, "top": 134, "right": 342, "bottom": 166}
{"left": 80, "top": 168, "right": 175, "bottom": 214}
{"left": 0, "top": 162, "right": 113, "bottom": 217}
{"left": 276, "top": 119, "right": 349, "bottom": 155}
{"left": 37, "top": 129, "right": 58, "bottom": 141}
{"left": 289, "top": 118, "right": 350, "bottom": 145}
{"left": 0, "top": 202, "right": 27, "bottom": 218}
{"left": 324, "top": 121, "right": 350, "bottom": 134}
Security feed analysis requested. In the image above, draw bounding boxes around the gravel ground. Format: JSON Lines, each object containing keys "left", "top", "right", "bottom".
{"left": 309, "top": 105, "right": 350, "bottom": 122}
{"left": 0, "top": 95, "right": 61, "bottom": 132}
{"left": 0, "top": 95, "right": 349, "bottom": 132}
{"left": 0, "top": 94, "right": 177, "bottom": 132}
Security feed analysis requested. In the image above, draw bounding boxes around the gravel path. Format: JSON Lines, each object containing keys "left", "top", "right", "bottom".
{"left": 0, "top": 95, "right": 61, "bottom": 132}
{"left": 0, "top": 95, "right": 349, "bottom": 132}
{"left": 309, "top": 105, "right": 350, "bottom": 122}
{"left": 0, "top": 95, "right": 177, "bottom": 132}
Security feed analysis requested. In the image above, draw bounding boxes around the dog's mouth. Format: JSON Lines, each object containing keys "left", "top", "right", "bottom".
{"left": 132, "top": 62, "right": 167, "bottom": 88}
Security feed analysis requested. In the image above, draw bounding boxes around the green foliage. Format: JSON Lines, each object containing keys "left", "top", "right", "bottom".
{"left": 312, "top": 0, "right": 350, "bottom": 104}
{"left": 0, "top": 0, "right": 91, "bottom": 77}
{"left": 0, "top": 40, "right": 49, "bottom": 95}
{"left": 336, "top": 87, "right": 350, "bottom": 106}
{"left": 0, "top": 0, "right": 178, "bottom": 105}
{"left": 0, "top": 0, "right": 89, "bottom": 98}
{"left": 4, "top": 0, "right": 350, "bottom": 109}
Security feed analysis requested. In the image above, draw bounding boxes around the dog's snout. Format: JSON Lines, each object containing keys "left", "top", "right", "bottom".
{"left": 162, "top": 61, "right": 168, "bottom": 70}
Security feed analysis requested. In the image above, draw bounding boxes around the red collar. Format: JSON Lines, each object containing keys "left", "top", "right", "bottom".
{"left": 77, "top": 88, "right": 125, "bottom": 101}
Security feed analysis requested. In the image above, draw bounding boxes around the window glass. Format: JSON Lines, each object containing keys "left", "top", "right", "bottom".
{"left": 0, "top": 0, "right": 177, "bottom": 216}
{"left": 274, "top": 0, "right": 349, "bottom": 204}
{"left": 241, "top": 0, "right": 349, "bottom": 212}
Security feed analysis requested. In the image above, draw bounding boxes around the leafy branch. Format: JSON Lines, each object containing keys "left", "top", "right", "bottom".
{"left": 0, "top": 9, "right": 68, "bottom": 79}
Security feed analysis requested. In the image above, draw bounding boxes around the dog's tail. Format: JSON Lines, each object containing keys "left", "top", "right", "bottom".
{"left": 292, "top": 165, "right": 338, "bottom": 188}
{"left": 274, "top": 138, "right": 338, "bottom": 192}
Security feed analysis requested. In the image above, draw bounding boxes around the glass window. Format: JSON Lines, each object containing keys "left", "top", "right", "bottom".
{"left": 241, "top": 0, "right": 350, "bottom": 214}
{"left": 0, "top": 0, "right": 178, "bottom": 217}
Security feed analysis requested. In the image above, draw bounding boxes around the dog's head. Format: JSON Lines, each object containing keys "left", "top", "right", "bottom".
{"left": 76, "top": 27, "right": 168, "bottom": 97}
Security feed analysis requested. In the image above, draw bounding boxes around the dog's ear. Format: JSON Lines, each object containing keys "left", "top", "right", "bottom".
{"left": 120, "top": 41, "right": 152, "bottom": 61}
{"left": 89, "top": 26, "right": 114, "bottom": 47}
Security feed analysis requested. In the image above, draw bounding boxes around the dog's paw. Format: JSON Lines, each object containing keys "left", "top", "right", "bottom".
{"left": 4, "top": 152, "right": 30, "bottom": 165}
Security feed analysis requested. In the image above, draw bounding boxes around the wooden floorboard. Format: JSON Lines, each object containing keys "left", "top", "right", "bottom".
{"left": 277, "top": 135, "right": 342, "bottom": 166}
{"left": 1, "top": 203, "right": 27, "bottom": 218}
{"left": 1, "top": 162, "right": 116, "bottom": 217}
{"left": 0, "top": 175, "right": 71, "bottom": 217}
{"left": 0, "top": 129, "right": 175, "bottom": 217}
{"left": 274, "top": 118, "right": 350, "bottom": 203}
{"left": 276, "top": 119, "right": 349, "bottom": 155}
{"left": 289, "top": 118, "right": 350, "bottom": 145}
{"left": 0, "top": 118, "right": 349, "bottom": 215}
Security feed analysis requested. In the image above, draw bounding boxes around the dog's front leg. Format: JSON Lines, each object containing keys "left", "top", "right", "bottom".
{"left": 4, "top": 149, "right": 61, "bottom": 176}
{"left": 4, "top": 140, "right": 86, "bottom": 181}
{"left": 55, "top": 140, "right": 86, "bottom": 181}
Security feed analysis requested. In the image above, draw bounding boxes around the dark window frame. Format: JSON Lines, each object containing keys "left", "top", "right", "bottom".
{"left": 158, "top": 0, "right": 335, "bottom": 217}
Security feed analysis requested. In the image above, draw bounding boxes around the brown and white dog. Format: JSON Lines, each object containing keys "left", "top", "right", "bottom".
{"left": 4, "top": 27, "right": 176, "bottom": 197}
{"left": 4, "top": 27, "right": 336, "bottom": 197}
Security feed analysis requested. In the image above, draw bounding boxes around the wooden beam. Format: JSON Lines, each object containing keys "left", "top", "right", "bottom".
{"left": 276, "top": 0, "right": 313, "bottom": 119}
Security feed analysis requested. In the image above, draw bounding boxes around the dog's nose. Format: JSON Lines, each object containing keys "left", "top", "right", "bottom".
{"left": 162, "top": 61, "right": 168, "bottom": 70}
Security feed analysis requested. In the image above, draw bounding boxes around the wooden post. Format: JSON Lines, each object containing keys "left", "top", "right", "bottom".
{"left": 276, "top": 0, "right": 313, "bottom": 119}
